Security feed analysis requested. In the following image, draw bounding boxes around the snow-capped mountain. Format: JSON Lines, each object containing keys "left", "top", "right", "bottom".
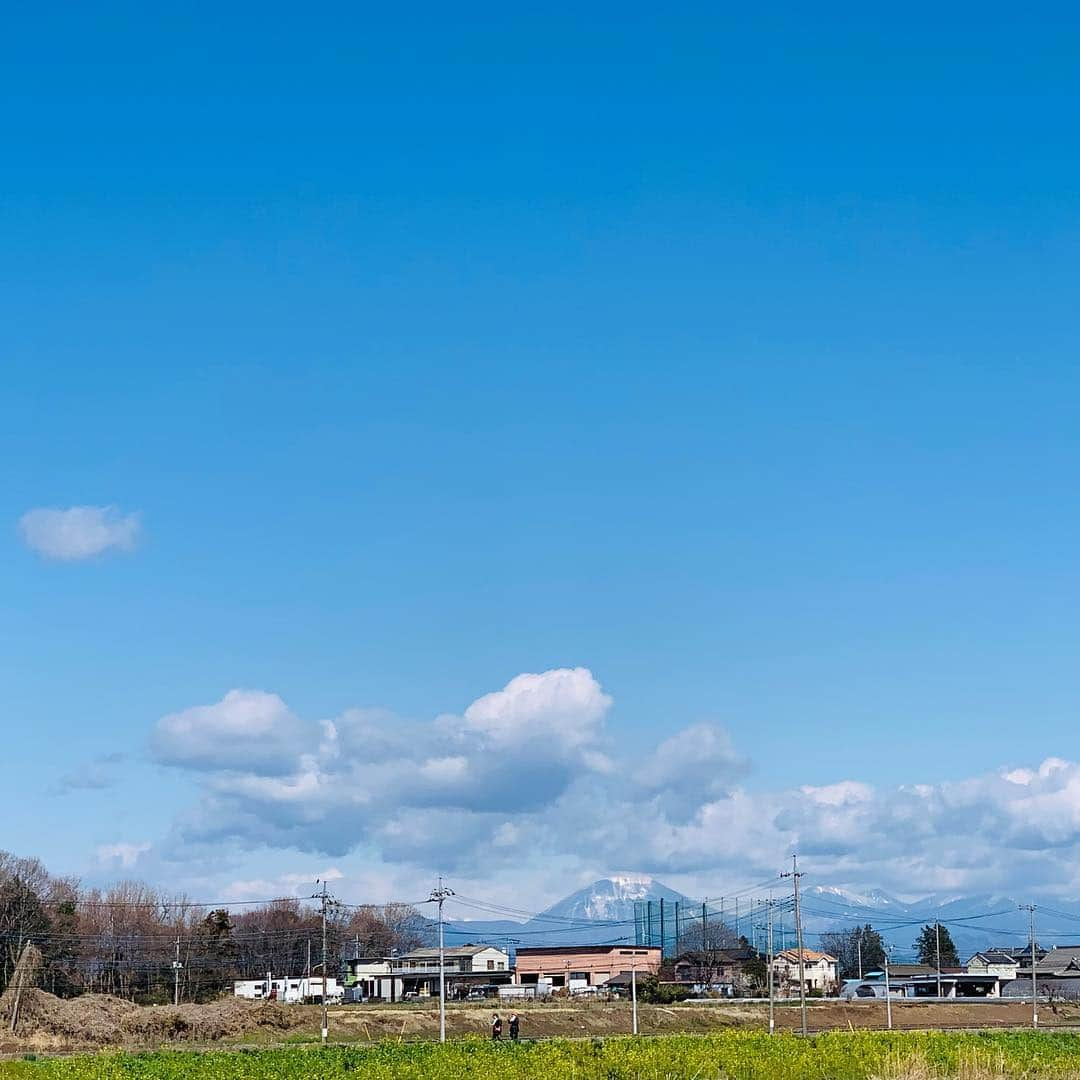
{"left": 445, "top": 878, "right": 1080, "bottom": 958}
{"left": 444, "top": 876, "right": 693, "bottom": 949}
{"left": 800, "top": 886, "right": 1080, "bottom": 958}
{"left": 539, "top": 875, "right": 692, "bottom": 923}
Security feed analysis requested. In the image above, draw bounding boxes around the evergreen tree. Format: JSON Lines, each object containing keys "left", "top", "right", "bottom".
{"left": 914, "top": 923, "right": 959, "bottom": 968}
{"left": 189, "top": 909, "right": 238, "bottom": 1001}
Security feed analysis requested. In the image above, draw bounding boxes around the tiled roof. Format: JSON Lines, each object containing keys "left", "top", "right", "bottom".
{"left": 775, "top": 948, "right": 836, "bottom": 963}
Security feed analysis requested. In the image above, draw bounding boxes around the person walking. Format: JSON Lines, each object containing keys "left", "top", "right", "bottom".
{"left": 491, "top": 1012, "right": 503, "bottom": 1040}
{"left": 508, "top": 1011, "right": 520, "bottom": 1041}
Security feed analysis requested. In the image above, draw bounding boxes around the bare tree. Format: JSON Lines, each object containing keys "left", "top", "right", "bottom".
{"left": 345, "top": 903, "right": 429, "bottom": 957}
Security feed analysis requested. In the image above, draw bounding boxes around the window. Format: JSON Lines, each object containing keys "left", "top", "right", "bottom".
{"left": 487, "top": 960, "right": 494, "bottom": 970}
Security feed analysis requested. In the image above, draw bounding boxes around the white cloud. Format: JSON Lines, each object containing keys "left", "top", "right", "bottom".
{"left": 634, "top": 723, "right": 747, "bottom": 819}
{"left": 95, "top": 842, "right": 151, "bottom": 869}
{"left": 19, "top": 505, "right": 141, "bottom": 561}
{"left": 462, "top": 667, "right": 611, "bottom": 749}
{"left": 157, "top": 669, "right": 615, "bottom": 861}
{"left": 55, "top": 752, "right": 126, "bottom": 794}
{"left": 151, "top": 689, "right": 312, "bottom": 775}
{"left": 145, "top": 670, "right": 1080, "bottom": 900}
{"left": 800, "top": 781, "right": 874, "bottom": 807}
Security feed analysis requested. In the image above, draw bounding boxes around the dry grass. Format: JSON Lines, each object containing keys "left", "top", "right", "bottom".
{"left": 0, "top": 989, "right": 309, "bottom": 1051}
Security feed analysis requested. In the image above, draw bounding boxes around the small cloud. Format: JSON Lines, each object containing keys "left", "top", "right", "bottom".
{"left": 224, "top": 867, "right": 344, "bottom": 899}
{"left": 55, "top": 752, "right": 127, "bottom": 794}
{"left": 19, "top": 505, "right": 141, "bottom": 561}
{"left": 95, "top": 841, "right": 151, "bottom": 869}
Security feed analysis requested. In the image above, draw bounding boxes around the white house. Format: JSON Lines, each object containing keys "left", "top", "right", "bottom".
{"left": 392, "top": 945, "right": 512, "bottom": 998}
{"left": 342, "top": 957, "right": 403, "bottom": 1002}
{"left": 772, "top": 949, "right": 839, "bottom": 995}
{"left": 967, "top": 950, "right": 1021, "bottom": 980}
{"left": 394, "top": 945, "right": 510, "bottom": 976}
{"left": 233, "top": 975, "right": 343, "bottom": 1004}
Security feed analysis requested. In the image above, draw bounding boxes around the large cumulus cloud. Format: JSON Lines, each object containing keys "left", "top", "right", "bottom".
{"left": 147, "top": 669, "right": 1080, "bottom": 897}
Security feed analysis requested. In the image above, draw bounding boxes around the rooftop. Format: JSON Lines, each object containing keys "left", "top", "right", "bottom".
{"left": 515, "top": 945, "right": 660, "bottom": 957}
{"left": 398, "top": 945, "right": 506, "bottom": 960}
{"left": 775, "top": 949, "right": 836, "bottom": 963}
{"left": 970, "top": 950, "right": 1020, "bottom": 964}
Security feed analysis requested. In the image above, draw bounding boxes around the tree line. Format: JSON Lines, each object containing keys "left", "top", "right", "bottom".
{"left": 819, "top": 922, "right": 961, "bottom": 979}
{"left": 0, "top": 851, "right": 432, "bottom": 1003}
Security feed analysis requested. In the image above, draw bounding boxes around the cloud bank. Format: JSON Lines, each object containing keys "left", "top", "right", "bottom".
{"left": 19, "top": 505, "right": 141, "bottom": 561}
{"left": 146, "top": 668, "right": 1080, "bottom": 898}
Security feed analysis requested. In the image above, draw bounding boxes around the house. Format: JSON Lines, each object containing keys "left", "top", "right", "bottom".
{"left": 772, "top": 949, "right": 838, "bottom": 995}
{"left": 514, "top": 945, "right": 661, "bottom": 990}
{"left": 847, "top": 971, "right": 1005, "bottom": 999}
{"left": 898, "top": 971, "right": 1002, "bottom": 998}
{"left": 885, "top": 964, "right": 938, "bottom": 979}
{"left": 668, "top": 948, "right": 758, "bottom": 996}
{"left": 233, "top": 976, "right": 343, "bottom": 1004}
{"left": 967, "top": 950, "right": 1021, "bottom": 980}
{"left": 392, "top": 945, "right": 512, "bottom": 999}
{"left": 1005, "top": 945, "right": 1080, "bottom": 1000}
{"left": 341, "top": 957, "right": 403, "bottom": 1002}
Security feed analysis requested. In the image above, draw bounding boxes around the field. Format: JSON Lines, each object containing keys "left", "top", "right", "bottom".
{"left": 4, "top": 993, "right": 1080, "bottom": 1054}
{"left": 5, "top": 1031, "right": 1080, "bottom": 1079}
{"left": 4, "top": 992, "right": 1080, "bottom": 1054}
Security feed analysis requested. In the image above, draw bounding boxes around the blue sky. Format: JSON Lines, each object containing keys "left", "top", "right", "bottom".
{"left": 4, "top": 3, "right": 1080, "bottom": 905}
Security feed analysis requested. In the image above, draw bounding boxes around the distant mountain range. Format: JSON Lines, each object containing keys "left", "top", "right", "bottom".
{"left": 441, "top": 876, "right": 1080, "bottom": 960}
{"left": 800, "top": 886, "right": 1080, "bottom": 959}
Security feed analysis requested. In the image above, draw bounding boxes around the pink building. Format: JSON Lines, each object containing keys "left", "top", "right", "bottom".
{"left": 515, "top": 945, "right": 661, "bottom": 989}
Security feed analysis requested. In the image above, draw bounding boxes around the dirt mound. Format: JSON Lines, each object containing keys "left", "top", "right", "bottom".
{"left": 0, "top": 989, "right": 309, "bottom": 1047}
{"left": 1, "top": 989, "right": 136, "bottom": 1043}
{"left": 123, "top": 997, "right": 309, "bottom": 1043}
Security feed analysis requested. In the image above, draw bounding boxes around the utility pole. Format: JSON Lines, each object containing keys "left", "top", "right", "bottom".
{"left": 857, "top": 926, "right": 863, "bottom": 981}
{"left": 781, "top": 855, "right": 807, "bottom": 1037}
{"left": 428, "top": 878, "right": 455, "bottom": 1043}
{"left": 1020, "top": 904, "right": 1038, "bottom": 1029}
{"left": 933, "top": 924, "right": 941, "bottom": 997}
{"left": 312, "top": 880, "right": 331, "bottom": 1045}
{"left": 766, "top": 898, "right": 776, "bottom": 1036}
{"left": 173, "top": 932, "right": 183, "bottom": 1007}
{"left": 618, "top": 949, "right": 648, "bottom": 1035}
{"left": 884, "top": 948, "right": 892, "bottom": 1030}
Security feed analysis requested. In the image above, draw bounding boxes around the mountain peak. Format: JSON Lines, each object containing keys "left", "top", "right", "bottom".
{"left": 539, "top": 875, "right": 691, "bottom": 923}
{"left": 608, "top": 874, "right": 655, "bottom": 889}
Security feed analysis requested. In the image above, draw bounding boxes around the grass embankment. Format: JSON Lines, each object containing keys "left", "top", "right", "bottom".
{"left": 5, "top": 1031, "right": 1080, "bottom": 1079}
